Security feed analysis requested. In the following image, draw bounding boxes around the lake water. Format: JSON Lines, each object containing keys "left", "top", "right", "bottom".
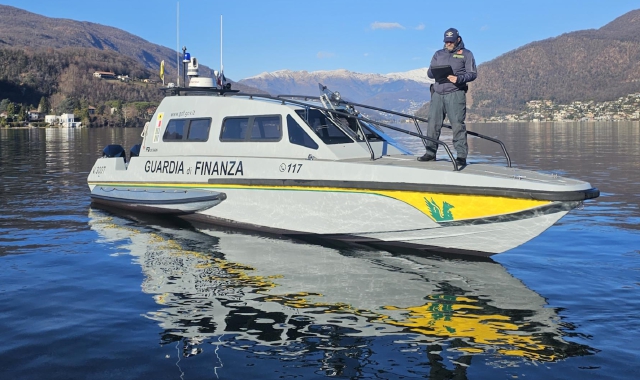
{"left": 0, "top": 122, "right": 638, "bottom": 379}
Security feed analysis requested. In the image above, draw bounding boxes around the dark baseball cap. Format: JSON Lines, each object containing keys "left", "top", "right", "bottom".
{"left": 443, "top": 28, "right": 459, "bottom": 42}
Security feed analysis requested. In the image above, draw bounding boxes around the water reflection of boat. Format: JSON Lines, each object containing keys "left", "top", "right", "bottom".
{"left": 88, "top": 208, "right": 593, "bottom": 377}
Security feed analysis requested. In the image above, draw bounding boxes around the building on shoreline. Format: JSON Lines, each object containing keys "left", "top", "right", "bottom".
{"left": 45, "top": 113, "right": 82, "bottom": 128}
{"left": 485, "top": 93, "right": 640, "bottom": 123}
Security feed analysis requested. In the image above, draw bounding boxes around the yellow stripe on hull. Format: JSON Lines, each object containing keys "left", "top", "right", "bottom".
{"left": 90, "top": 182, "right": 552, "bottom": 222}
{"left": 379, "top": 190, "right": 550, "bottom": 222}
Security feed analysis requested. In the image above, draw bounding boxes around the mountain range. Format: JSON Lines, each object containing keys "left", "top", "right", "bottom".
{"left": 239, "top": 68, "right": 433, "bottom": 115}
{"left": 0, "top": 5, "right": 263, "bottom": 95}
{"left": 1, "top": 4, "right": 640, "bottom": 119}
{"left": 467, "top": 8, "right": 640, "bottom": 117}
{"left": 241, "top": 10, "right": 640, "bottom": 119}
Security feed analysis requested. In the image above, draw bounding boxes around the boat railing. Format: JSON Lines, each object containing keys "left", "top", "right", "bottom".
{"left": 323, "top": 103, "right": 458, "bottom": 166}
{"left": 277, "top": 95, "right": 512, "bottom": 168}
{"left": 224, "top": 92, "right": 509, "bottom": 171}
{"left": 162, "top": 88, "right": 511, "bottom": 168}
{"left": 227, "top": 93, "right": 460, "bottom": 169}
{"left": 318, "top": 92, "right": 378, "bottom": 162}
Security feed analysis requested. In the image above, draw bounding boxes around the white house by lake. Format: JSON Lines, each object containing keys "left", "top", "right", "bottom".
{"left": 45, "top": 115, "right": 59, "bottom": 125}
{"left": 28, "top": 110, "right": 43, "bottom": 121}
{"left": 46, "top": 113, "right": 82, "bottom": 128}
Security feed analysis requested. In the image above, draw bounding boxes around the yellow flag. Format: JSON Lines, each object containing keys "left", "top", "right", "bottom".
{"left": 159, "top": 60, "right": 165, "bottom": 81}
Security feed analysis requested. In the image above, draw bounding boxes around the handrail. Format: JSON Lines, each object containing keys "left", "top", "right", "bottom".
{"left": 225, "top": 92, "right": 461, "bottom": 170}
{"left": 277, "top": 94, "right": 511, "bottom": 167}
{"left": 413, "top": 118, "right": 429, "bottom": 151}
{"left": 356, "top": 118, "right": 376, "bottom": 160}
{"left": 165, "top": 87, "right": 508, "bottom": 169}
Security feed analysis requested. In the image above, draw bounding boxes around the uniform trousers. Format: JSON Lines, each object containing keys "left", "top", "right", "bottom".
{"left": 425, "top": 90, "right": 468, "bottom": 159}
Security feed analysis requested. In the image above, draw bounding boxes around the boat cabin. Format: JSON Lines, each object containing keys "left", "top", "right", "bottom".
{"left": 139, "top": 92, "right": 410, "bottom": 162}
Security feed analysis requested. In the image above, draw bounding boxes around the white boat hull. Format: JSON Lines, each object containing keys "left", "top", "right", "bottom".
{"left": 184, "top": 186, "right": 573, "bottom": 256}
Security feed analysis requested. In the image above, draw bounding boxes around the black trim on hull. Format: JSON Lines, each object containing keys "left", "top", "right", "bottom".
{"left": 207, "top": 178, "right": 600, "bottom": 202}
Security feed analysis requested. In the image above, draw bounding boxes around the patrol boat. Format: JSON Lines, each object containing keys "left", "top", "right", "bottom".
{"left": 87, "top": 58, "right": 599, "bottom": 257}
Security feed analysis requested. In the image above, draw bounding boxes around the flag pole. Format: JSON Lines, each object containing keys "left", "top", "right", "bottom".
{"left": 160, "top": 60, "right": 165, "bottom": 85}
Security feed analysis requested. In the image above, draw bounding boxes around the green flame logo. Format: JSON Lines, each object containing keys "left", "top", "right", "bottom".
{"left": 424, "top": 198, "right": 455, "bottom": 222}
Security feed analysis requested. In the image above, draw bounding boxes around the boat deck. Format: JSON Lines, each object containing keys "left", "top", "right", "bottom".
{"left": 341, "top": 155, "right": 589, "bottom": 188}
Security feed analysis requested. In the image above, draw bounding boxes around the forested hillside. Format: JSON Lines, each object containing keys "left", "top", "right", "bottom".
{"left": 0, "top": 4, "right": 183, "bottom": 82}
{"left": 0, "top": 47, "right": 160, "bottom": 107}
{"left": 0, "top": 47, "right": 164, "bottom": 127}
{"left": 468, "top": 9, "right": 640, "bottom": 117}
{"left": 0, "top": 5, "right": 268, "bottom": 127}
{"left": 0, "top": 5, "right": 267, "bottom": 127}
{"left": 0, "top": 5, "right": 263, "bottom": 95}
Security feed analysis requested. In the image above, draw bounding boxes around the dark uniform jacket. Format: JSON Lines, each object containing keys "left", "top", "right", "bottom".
{"left": 427, "top": 38, "right": 477, "bottom": 95}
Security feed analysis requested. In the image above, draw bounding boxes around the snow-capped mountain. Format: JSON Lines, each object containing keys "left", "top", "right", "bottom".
{"left": 238, "top": 68, "right": 434, "bottom": 115}
{"left": 384, "top": 68, "right": 432, "bottom": 84}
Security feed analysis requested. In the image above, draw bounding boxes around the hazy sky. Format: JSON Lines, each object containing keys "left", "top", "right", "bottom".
{"left": 2, "top": 0, "right": 639, "bottom": 80}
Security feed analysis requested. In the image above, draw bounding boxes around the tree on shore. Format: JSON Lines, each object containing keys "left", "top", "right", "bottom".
{"left": 17, "top": 105, "right": 25, "bottom": 121}
{"left": 0, "top": 98, "right": 10, "bottom": 112}
{"left": 6, "top": 102, "right": 15, "bottom": 117}
{"left": 38, "top": 96, "right": 51, "bottom": 114}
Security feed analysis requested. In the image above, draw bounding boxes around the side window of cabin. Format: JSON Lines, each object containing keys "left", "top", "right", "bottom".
{"left": 163, "top": 119, "right": 187, "bottom": 140}
{"left": 221, "top": 115, "right": 282, "bottom": 142}
{"left": 250, "top": 116, "right": 282, "bottom": 141}
{"left": 287, "top": 115, "right": 318, "bottom": 149}
{"left": 163, "top": 118, "right": 211, "bottom": 142}
{"left": 187, "top": 119, "right": 211, "bottom": 141}
{"left": 220, "top": 117, "right": 250, "bottom": 141}
{"left": 295, "top": 109, "right": 354, "bottom": 144}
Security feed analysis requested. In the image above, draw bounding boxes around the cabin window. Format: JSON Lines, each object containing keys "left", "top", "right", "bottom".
{"left": 220, "top": 115, "right": 282, "bottom": 142}
{"left": 163, "top": 118, "right": 211, "bottom": 142}
{"left": 295, "top": 109, "right": 354, "bottom": 144}
{"left": 250, "top": 116, "right": 281, "bottom": 141}
{"left": 187, "top": 119, "right": 211, "bottom": 141}
{"left": 221, "top": 117, "right": 250, "bottom": 140}
{"left": 163, "top": 119, "right": 187, "bottom": 140}
{"left": 287, "top": 115, "right": 318, "bottom": 149}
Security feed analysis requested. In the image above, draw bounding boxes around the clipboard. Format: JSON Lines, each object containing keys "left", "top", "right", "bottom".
{"left": 431, "top": 65, "right": 454, "bottom": 84}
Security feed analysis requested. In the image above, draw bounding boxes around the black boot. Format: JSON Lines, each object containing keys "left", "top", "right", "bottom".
{"left": 417, "top": 153, "right": 436, "bottom": 162}
{"left": 455, "top": 157, "right": 466, "bottom": 166}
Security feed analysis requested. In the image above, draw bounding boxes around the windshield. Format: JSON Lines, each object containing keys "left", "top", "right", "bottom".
{"left": 296, "top": 109, "right": 354, "bottom": 145}
{"left": 333, "top": 114, "right": 383, "bottom": 141}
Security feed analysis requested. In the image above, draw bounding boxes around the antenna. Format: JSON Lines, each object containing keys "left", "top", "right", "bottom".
{"left": 176, "top": 2, "right": 180, "bottom": 86}
{"left": 217, "top": 15, "right": 228, "bottom": 89}
{"left": 220, "top": 14, "right": 223, "bottom": 81}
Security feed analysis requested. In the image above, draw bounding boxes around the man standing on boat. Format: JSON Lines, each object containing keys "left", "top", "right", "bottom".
{"left": 418, "top": 27, "right": 477, "bottom": 167}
